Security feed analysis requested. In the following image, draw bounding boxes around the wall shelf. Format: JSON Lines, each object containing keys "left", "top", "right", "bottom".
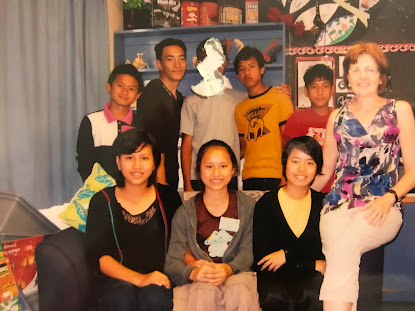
{"left": 114, "top": 22, "right": 286, "bottom": 96}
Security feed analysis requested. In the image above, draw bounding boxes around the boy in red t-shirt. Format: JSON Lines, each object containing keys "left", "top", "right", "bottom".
{"left": 283, "top": 64, "right": 334, "bottom": 193}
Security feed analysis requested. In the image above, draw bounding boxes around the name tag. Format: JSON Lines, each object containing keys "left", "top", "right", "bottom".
{"left": 219, "top": 217, "right": 240, "bottom": 232}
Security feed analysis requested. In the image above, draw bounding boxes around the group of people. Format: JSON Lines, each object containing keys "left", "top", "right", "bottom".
{"left": 76, "top": 37, "right": 415, "bottom": 311}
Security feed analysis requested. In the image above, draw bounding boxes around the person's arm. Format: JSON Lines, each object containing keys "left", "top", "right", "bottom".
{"left": 277, "top": 93, "right": 294, "bottom": 144}
{"left": 99, "top": 255, "right": 170, "bottom": 288}
{"left": 189, "top": 262, "right": 233, "bottom": 286}
{"left": 157, "top": 154, "right": 168, "bottom": 185}
{"left": 362, "top": 100, "right": 415, "bottom": 226}
{"left": 239, "top": 135, "right": 246, "bottom": 159}
{"left": 253, "top": 193, "right": 281, "bottom": 272}
{"left": 86, "top": 191, "right": 171, "bottom": 288}
{"left": 235, "top": 106, "right": 246, "bottom": 159}
{"left": 279, "top": 123, "right": 287, "bottom": 139}
{"left": 85, "top": 191, "right": 126, "bottom": 275}
{"left": 311, "top": 109, "right": 339, "bottom": 191}
{"left": 164, "top": 207, "right": 197, "bottom": 286}
{"left": 76, "top": 116, "right": 96, "bottom": 182}
{"left": 224, "top": 195, "right": 255, "bottom": 273}
{"left": 281, "top": 113, "right": 297, "bottom": 147}
{"left": 181, "top": 134, "right": 194, "bottom": 191}
{"left": 276, "top": 83, "right": 293, "bottom": 99}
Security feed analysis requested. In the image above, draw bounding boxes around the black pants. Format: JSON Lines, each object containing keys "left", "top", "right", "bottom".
{"left": 243, "top": 178, "right": 281, "bottom": 191}
{"left": 191, "top": 176, "right": 238, "bottom": 191}
{"left": 258, "top": 272, "right": 323, "bottom": 311}
{"left": 357, "top": 246, "right": 385, "bottom": 311}
{"left": 94, "top": 277, "right": 173, "bottom": 311}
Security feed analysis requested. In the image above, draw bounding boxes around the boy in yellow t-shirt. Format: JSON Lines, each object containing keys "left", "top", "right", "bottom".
{"left": 234, "top": 46, "right": 294, "bottom": 190}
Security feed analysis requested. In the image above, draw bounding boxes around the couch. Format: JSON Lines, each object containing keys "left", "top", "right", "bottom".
{"left": 34, "top": 190, "right": 385, "bottom": 311}
{"left": 35, "top": 227, "right": 95, "bottom": 311}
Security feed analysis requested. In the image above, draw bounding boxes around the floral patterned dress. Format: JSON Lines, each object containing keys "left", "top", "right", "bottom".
{"left": 323, "top": 99, "right": 402, "bottom": 214}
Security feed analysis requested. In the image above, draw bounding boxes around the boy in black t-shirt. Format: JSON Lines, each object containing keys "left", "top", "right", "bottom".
{"left": 137, "top": 38, "right": 187, "bottom": 189}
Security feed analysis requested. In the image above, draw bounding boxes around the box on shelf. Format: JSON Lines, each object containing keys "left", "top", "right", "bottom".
{"left": 123, "top": 7, "right": 152, "bottom": 30}
{"left": 219, "top": 0, "right": 243, "bottom": 24}
{"left": 245, "top": 0, "right": 258, "bottom": 24}
{"left": 181, "top": 1, "right": 200, "bottom": 26}
{"left": 152, "top": 0, "right": 181, "bottom": 28}
{"left": 200, "top": 1, "right": 218, "bottom": 25}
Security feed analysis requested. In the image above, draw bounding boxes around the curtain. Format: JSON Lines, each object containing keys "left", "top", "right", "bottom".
{"left": 0, "top": 0, "right": 109, "bottom": 209}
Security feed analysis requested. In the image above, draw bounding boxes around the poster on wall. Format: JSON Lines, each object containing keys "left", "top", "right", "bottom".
{"left": 295, "top": 56, "right": 335, "bottom": 108}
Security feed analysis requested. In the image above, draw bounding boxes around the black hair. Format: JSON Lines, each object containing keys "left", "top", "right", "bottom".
{"left": 195, "top": 140, "right": 238, "bottom": 181}
{"left": 112, "top": 129, "right": 161, "bottom": 187}
{"left": 107, "top": 63, "right": 144, "bottom": 92}
{"left": 154, "top": 38, "right": 187, "bottom": 61}
{"left": 281, "top": 136, "right": 323, "bottom": 182}
{"left": 196, "top": 38, "right": 209, "bottom": 62}
{"left": 196, "top": 38, "right": 227, "bottom": 62}
{"left": 234, "top": 46, "right": 265, "bottom": 74}
{"left": 303, "top": 64, "right": 334, "bottom": 88}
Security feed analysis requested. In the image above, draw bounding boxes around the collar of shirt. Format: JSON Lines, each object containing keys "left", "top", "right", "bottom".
{"left": 103, "top": 102, "right": 133, "bottom": 124}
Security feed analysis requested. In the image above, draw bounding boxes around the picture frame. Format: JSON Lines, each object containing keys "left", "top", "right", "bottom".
{"left": 295, "top": 56, "right": 336, "bottom": 109}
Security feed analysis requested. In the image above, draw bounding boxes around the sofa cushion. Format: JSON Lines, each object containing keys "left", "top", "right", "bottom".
{"left": 35, "top": 227, "right": 93, "bottom": 311}
{"left": 59, "top": 163, "right": 116, "bottom": 231}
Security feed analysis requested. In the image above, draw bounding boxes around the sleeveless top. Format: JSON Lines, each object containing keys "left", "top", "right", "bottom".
{"left": 322, "top": 99, "right": 402, "bottom": 215}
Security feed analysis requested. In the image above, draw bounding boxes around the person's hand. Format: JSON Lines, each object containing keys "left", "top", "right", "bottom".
{"left": 134, "top": 271, "right": 171, "bottom": 288}
{"left": 277, "top": 83, "right": 292, "bottom": 98}
{"left": 193, "top": 259, "right": 212, "bottom": 268}
{"left": 184, "top": 248, "right": 210, "bottom": 267}
{"left": 205, "top": 263, "right": 233, "bottom": 286}
{"left": 189, "top": 263, "right": 215, "bottom": 283}
{"left": 361, "top": 194, "right": 395, "bottom": 227}
{"left": 315, "top": 260, "right": 326, "bottom": 275}
{"left": 257, "top": 249, "right": 286, "bottom": 272}
{"left": 189, "top": 263, "right": 232, "bottom": 286}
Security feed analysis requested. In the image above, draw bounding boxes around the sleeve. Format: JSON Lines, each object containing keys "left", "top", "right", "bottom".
{"left": 76, "top": 116, "right": 96, "bottom": 182}
{"left": 164, "top": 207, "right": 196, "bottom": 286}
{"left": 85, "top": 191, "right": 119, "bottom": 275}
{"left": 157, "top": 184, "right": 182, "bottom": 224}
{"left": 226, "top": 194, "right": 255, "bottom": 273}
{"left": 252, "top": 193, "right": 278, "bottom": 272}
{"left": 235, "top": 104, "right": 245, "bottom": 136}
{"left": 284, "top": 249, "right": 316, "bottom": 271}
{"left": 277, "top": 93, "right": 295, "bottom": 127}
{"left": 180, "top": 98, "right": 195, "bottom": 136}
{"left": 136, "top": 85, "right": 167, "bottom": 154}
{"left": 282, "top": 112, "right": 299, "bottom": 141}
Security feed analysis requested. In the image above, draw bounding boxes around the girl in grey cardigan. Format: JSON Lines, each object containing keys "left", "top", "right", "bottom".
{"left": 165, "top": 140, "right": 261, "bottom": 311}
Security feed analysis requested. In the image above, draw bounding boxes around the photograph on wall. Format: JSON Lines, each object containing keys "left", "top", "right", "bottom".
{"left": 296, "top": 56, "right": 335, "bottom": 108}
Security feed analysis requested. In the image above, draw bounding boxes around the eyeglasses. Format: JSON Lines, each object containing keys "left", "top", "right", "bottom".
{"left": 349, "top": 67, "right": 379, "bottom": 75}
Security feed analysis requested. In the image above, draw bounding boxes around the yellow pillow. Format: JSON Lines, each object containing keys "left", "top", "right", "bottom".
{"left": 59, "top": 163, "right": 116, "bottom": 232}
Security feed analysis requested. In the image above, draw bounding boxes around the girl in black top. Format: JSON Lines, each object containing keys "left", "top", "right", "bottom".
{"left": 253, "top": 136, "right": 325, "bottom": 311}
{"left": 86, "top": 129, "right": 181, "bottom": 311}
